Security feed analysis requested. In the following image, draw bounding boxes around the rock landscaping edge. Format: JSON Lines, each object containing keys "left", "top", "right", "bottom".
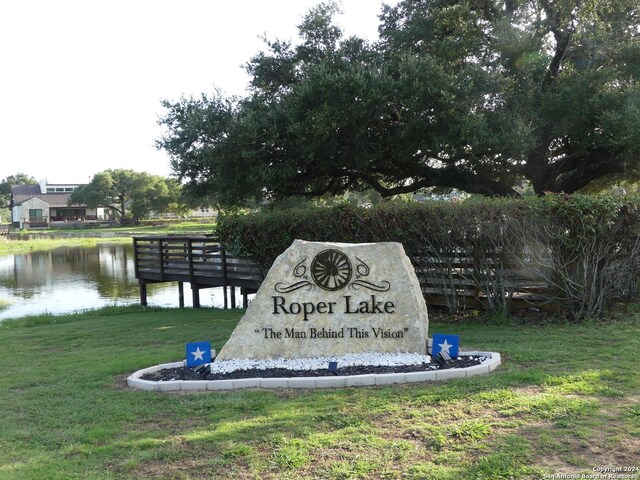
{"left": 126, "top": 351, "right": 501, "bottom": 391}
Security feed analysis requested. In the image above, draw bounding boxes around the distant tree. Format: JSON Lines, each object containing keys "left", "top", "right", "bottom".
{"left": 1, "top": 173, "right": 37, "bottom": 187}
{"left": 163, "top": 178, "right": 192, "bottom": 218}
{"left": 69, "top": 169, "right": 182, "bottom": 223}
{"left": 179, "top": 189, "right": 222, "bottom": 216}
{"left": 0, "top": 172, "right": 37, "bottom": 210}
{"left": 158, "top": 0, "right": 640, "bottom": 206}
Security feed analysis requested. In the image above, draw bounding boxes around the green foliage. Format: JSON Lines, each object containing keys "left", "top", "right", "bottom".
{"left": 69, "top": 169, "right": 182, "bottom": 223}
{"left": 0, "top": 172, "right": 37, "bottom": 185}
{"left": 158, "top": 0, "right": 640, "bottom": 206}
{"left": 0, "top": 172, "right": 37, "bottom": 212}
{"left": 217, "top": 195, "right": 640, "bottom": 321}
{"left": 522, "top": 194, "right": 640, "bottom": 319}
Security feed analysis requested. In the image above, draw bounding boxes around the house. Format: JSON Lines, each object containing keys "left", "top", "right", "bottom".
{"left": 10, "top": 179, "right": 111, "bottom": 228}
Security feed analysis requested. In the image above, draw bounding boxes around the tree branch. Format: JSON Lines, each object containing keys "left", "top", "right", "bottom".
{"left": 540, "top": 0, "right": 573, "bottom": 85}
{"left": 364, "top": 166, "right": 519, "bottom": 197}
{"left": 553, "top": 151, "right": 628, "bottom": 193}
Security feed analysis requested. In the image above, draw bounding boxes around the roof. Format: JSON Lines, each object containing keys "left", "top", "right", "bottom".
{"left": 11, "top": 185, "right": 80, "bottom": 208}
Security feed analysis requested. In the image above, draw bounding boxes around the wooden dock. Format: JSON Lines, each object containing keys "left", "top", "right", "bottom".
{"left": 133, "top": 236, "right": 264, "bottom": 308}
{"left": 133, "top": 237, "right": 557, "bottom": 313}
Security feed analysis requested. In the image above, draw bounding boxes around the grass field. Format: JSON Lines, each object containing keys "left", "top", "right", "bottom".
{"left": 0, "top": 237, "right": 132, "bottom": 254}
{"left": 0, "top": 221, "right": 216, "bottom": 254}
{"left": 0, "top": 306, "right": 638, "bottom": 479}
{"left": 16, "top": 221, "right": 216, "bottom": 236}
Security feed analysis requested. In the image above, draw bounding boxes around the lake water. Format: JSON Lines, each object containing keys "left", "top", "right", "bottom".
{"left": 0, "top": 243, "right": 238, "bottom": 320}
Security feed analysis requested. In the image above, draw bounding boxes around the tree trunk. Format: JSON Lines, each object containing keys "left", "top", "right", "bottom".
{"left": 524, "top": 128, "right": 554, "bottom": 195}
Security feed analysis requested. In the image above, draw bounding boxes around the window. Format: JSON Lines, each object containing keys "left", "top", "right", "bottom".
{"left": 29, "top": 209, "right": 43, "bottom": 220}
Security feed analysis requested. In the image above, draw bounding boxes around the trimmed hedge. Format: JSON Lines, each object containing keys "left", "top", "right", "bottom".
{"left": 216, "top": 195, "right": 640, "bottom": 321}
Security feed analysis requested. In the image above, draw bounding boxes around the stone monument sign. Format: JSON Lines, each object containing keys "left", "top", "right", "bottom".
{"left": 216, "top": 240, "right": 429, "bottom": 360}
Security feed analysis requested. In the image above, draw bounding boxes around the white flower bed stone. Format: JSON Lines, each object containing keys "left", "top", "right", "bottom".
{"left": 127, "top": 351, "right": 501, "bottom": 391}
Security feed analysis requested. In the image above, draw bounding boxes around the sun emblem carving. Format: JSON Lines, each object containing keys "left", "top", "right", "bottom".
{"left": 310, "top": 249, "right": 352, "bottom": 291}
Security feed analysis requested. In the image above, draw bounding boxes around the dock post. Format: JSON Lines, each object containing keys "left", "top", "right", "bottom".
{"left": 242, "top": 288, "right": 249, "bottom": 308}
{"left": 192, "top": 284, "right": 201, "bottom": 308}
{"left": 139, "top": 281, "right": 148, "bottom": 307}
{"left": 178, "top": 282, "right": 184, "bottom": 308}
{"left": 221, "top": 246, "right": 229, "bottom": 309}
{"left": 230, "top": 286, "right": 236, "bottom": 308}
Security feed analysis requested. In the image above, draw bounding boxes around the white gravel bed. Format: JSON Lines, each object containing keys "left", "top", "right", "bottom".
{"left": 210, "top": 352, "right": 434, "bottom": 374}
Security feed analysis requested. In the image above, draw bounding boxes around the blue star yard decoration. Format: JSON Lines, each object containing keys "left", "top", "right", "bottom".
{"left": 186, "top": 341, "right": 212, "bottom": 367}
{"left": 431, "top": 334, "right": 460, "bottom": 358}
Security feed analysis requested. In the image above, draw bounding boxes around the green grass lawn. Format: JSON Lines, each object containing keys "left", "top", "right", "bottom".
{"left": 30, "top": 221, "right": 216, "bottom": 236}
{"left": 0, "top": 307, "right": 638, "bottom": 479}
{"left": 0, "top": 221, "right": 216, "bottom": 254}
{"left": 0, "top": 237, "right": 132, "bottom": 254}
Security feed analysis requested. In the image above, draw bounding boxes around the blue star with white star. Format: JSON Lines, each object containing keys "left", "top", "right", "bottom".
{"left": 186, "top": 341, "right": 212, "bottom": 367}
{"left": 431, "top": 334, "right": 460, "bottom": 358}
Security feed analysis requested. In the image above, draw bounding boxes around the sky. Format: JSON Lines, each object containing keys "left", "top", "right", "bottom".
{"left": 0, "top": 0, "right": 399, "bottom": 185}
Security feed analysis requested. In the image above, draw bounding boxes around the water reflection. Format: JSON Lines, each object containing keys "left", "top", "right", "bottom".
{"left": 0, "top": 243, "right": 233, "bottom": 320}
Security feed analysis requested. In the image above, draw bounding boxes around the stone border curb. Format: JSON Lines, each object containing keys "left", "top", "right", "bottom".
{"left": 127, "top": 351, "right": 501, "bottom": 391}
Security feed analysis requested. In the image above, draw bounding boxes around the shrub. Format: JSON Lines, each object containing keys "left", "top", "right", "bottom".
{"left": 216, "top": 195, "right": 640, "bottom": 321}
{"left": 517, "top": 195, "right": 640, "bottom": 320}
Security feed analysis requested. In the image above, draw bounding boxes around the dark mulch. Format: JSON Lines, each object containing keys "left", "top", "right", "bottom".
{"left": 141, "top": 355, "right": 485, "bottom": 382}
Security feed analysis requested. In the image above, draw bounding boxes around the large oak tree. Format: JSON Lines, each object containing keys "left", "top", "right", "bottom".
{"left": 69, "top": 169, "right": 183, "bottom": 223}
{"left": 158, "top": 0, "right": 640, "bottom": 205}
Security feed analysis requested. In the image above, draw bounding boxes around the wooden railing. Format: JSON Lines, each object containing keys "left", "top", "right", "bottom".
{"left": 133, "top": 236, "right": 264, "bottom": 308}
{"left": 0, "top": 224, "right": 11, "bottom": 237}
{"left": 413, "top": 251, "right": 556, "bottom": 312}
{"left": 132, "top": 237, "right": 557, "bottom": 312}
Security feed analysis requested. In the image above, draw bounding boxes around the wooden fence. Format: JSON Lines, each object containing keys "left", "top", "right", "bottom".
{"left": 413, "top": 251, "right": 557, "bottom": 313}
